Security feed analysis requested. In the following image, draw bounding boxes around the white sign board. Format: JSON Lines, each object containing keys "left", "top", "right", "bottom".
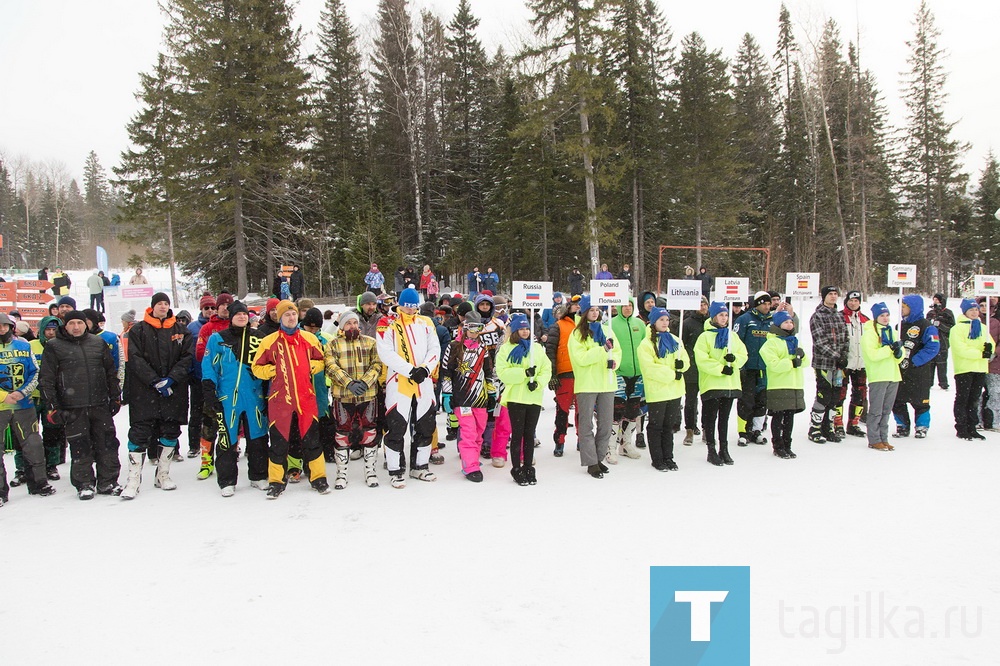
{"left": 511, "top": 280, "right": 554, "bottom": 310}
{"left": 887, "top": 264, "right": 917, "bottom": 288}
{"left": 714, "top": 277, "right": 749, "bottom": 303}
{"left": 666, "top": 280, "right": 704, "bottom": 310}
{"left": 784, "top": 272, "right": 820, "bottom": 299}
{"left": 973, "top": 275, "right": 1000, "bottom": 298}
{"left": 589, "top": 279, "right": 631, "bottom": 306}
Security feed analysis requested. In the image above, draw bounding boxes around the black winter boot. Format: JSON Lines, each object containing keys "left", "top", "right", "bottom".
{"left": 719, "top": 442, "right": 734, "bottom": 465}
{"left": 706, "top": 443, "right": 723, "bottom": 466}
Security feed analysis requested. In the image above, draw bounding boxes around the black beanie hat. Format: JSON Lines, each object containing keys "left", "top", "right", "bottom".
{"left": 228, "top": 300, "right": 249, "bottom": 317}
{"left": 151, "top": 292, "right": 170, "bottom": 307}
{"left": 302, "top": 307, "right": 324, "bottom": 328}
{"left": 63, "top": 310, "right": 88, "bottom": 325}
{"left": 456, "top": 301, "right": 474, "bottom": 318}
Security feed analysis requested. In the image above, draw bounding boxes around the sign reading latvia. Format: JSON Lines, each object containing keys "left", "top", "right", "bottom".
{"left": 665, "top": 280, "right": 703, "bottom": 311}
{"left": 887, "top": 264, "right": 917, "bottom": 288}
{"left": 784, "top": 272, "right": 820, "bottom": 299}
{"left": 714, "top": 277, "right": 749, "bottom": 303}
{"left": 511, "top": 280, "right": 554, "bottom": 310}
{"left": 974, "top": 275, "right": 1000, "bottom": 297}
{"left": 589, "top": 280, "right": 630, "bottom": 307}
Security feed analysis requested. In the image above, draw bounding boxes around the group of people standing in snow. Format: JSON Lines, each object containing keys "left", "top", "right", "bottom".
{"left": 3, "top": 265, "right": 998, "bottom": 507}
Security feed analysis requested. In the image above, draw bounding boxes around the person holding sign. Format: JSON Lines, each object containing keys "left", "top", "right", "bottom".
{"left": 760, "top": 310, "right": 807, "bottom": 459}
{"left": 636, "top": 307, "right": 688, "bottom": 471}
{"left": 694, "top": 303, "right": 748, "bottom": 466}
{"left": 734, "top": 291, "right": 773, "bottom": 447}
{"left": 860, "top": 303, "right": 904, "bottom": 451}
{"left": 890, "top": 295, "right": 939, "bottom": 439}
{"left": 568, "top": 296, "right": 621, "bottom": 479}
{"left": 808, "top": 286, "right": 848, "bottom": 444}
{"left": 495, "top": 313, "right": 551, "bottom": 485}
{"left": 951, "top": 299, "right": 994, "bottom": 441}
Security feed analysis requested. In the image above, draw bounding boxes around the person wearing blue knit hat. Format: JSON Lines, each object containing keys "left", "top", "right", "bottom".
{"left": 760, "top": 308, "right": 807, "bottom": 459}
{"left": 860, "top": 302, "right": 903, "bottom": 450}
{"left": 693, "top": 302, "right": 748, "bottom": 465}
{"left": 951, "top": 299, "right": 995, "bottom": 440}
{"left": 636, "top": 307, "right": 688, "bottom": 471}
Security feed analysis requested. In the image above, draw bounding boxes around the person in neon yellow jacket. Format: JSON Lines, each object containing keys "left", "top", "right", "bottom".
{"left": 860, "top": 302, "right": 904, "bottom": 451}
{"left": 950, "top": 299, "right": 995, "bottom": 440}
{"left": 760, "top": 310, "right": 808, "bottom": 459}
{"left": 496, "top": 313, "right": 552, "bottom": 485}
{"left": 636, "top": 307, "right": 688, "bottom": 472}
{"left": 694, "top": 302, "right": 748, "bottom": 467}
{"left": 568, "top": 296, "right": 622, "bottom": 479}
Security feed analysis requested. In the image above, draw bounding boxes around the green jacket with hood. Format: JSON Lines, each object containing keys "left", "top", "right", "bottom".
{"left": 611, "top": 299, "right": 647, "bottom": 378}
{"left": 693, "top": 318, "right": 748, "bottom": 396}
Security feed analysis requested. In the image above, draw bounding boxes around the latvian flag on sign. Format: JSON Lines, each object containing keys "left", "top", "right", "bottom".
{"left": 897, "top": 270, "right": 908, "bottom": 280}
{"left": 797, "top": 280, "right": 809, "bottom": 289}
{"left": 726, "top": 284, "right": 740, "bottom": 296}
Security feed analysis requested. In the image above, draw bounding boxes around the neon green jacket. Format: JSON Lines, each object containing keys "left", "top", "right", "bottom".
{"left": 693, "top": 319, "right": 748, "bottom": 395}
{"left": 860, "top": 321, "right": 903, "bottom": 383}
{"left": 760, "top": 331, "right": 808, "bottom": 391}
{"left": 495, "top": 340, "right": 553, "bottom": 407}
{"left": 637, "top": 331, "right": 689, "bottom": 402}
{"left": 568, "top": 322, "right": 622, "bottom": 394}
{"left": 950, "top": 316, "right": 995, "bottom": 375}
{"left": 611, "top": 301, "right": 646, "bottom": 377}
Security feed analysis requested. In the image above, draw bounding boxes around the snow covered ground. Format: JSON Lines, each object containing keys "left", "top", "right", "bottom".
{"left": 1, "top": 283, "right": 997, "bottom": 664}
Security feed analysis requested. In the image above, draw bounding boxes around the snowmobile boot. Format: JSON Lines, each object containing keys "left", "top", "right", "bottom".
{"left": 914, "top": 427, "right": 928, "bottom": 439}
{"left": 606, "top": 422, "right": 621, "bottom": 464}
{"left": 846, "top": 424, "right": 866, "bottom": 437}
{"left": 892, "top": 426, "right": 910, "bottom": 438}
{"left": 154, "top": 445, "right": 178, "bottom": 490}
{"left": 120, "top": 451, "right": 145, "bottom": 500}
{"left": 334, "top": 448, "right": 349, "bottom": 490}
{"left": 363, "top": 447, "right": 379, "bottom": 487}
{"left": 807, "top": 426, "right": 827, "bottom": 444}
{"left": 620, "top": 421, "right": 642, "bottom": 459}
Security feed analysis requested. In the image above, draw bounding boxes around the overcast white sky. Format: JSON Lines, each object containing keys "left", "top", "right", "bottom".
{"left": 1, "top": 0, "right": 996, "bottom": 185}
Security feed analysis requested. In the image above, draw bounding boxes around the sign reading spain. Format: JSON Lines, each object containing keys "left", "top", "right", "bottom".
{"left": 714, "top": 277, "right": 749, "bottom": 303}
{"left": 784, "top": 272, "right": 820, "bottom": 299}
{"left": 887, "top": 264, "right": 917, "bottom": 288}
{"left": 510, "top": 280, "right": 554, "bottom": 310}
{"left": 589, "top": 279, "right": 630, "bottom": 306}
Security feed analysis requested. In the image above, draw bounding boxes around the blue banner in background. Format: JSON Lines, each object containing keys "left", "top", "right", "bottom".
{"left": 650, "top": 566, "right": 751, "bottom": 665}
{"left": 96, "top": 246, "right": 108, "bottom": 274}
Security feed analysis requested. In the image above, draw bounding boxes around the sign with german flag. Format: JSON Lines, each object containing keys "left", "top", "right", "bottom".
{"left": 714, "top": 277, "right": 749, "bottom": 303}
{"left": 784, "top": 272, "right": 820, "bottom": 298}
{"left": 511, "top": 280, "right": 553, "bottom": 310}
{"left": 974, "top": 275, "right": 1000, "bottom": 298}
{"left": 887, "top": 264, "right": 917, "bottom": 288}
{"left": 589, "top": 280, "right": 631, "bottom": 307}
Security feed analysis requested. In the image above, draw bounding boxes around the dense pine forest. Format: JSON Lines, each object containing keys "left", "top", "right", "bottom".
{"left": 1, "top": 0, "right": 998, "bottom": 298}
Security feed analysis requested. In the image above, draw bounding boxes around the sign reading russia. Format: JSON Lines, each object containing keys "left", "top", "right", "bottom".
{"left": 887, "top": 264, "right": 917, "bottom": 288}
{"left": 784, "top": 272, "right": 820, "bottom": 299}
{"left": 974, "top": 275, "right": 1000, "bottom": 297}
{"left": 666, "top": 280, "right": 703, "bottom": 311}
{"left": 714, "top": 277, "right": 749, "bottom": 303}
{"left": 589, "top": 279, "right": 630, "bottom": 306}
{"left": 511, "top": 280, "right": 554, "bottom": 310}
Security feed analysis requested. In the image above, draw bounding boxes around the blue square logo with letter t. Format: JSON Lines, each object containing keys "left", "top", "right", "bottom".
{"left": 650, "top": 566, "right": 750, "bottom": 665}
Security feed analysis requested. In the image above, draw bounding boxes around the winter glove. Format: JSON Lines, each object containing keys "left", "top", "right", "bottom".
{"left": 154, "top": 377, "right": 175, "bottom": 397}
{"left": 674, "top": 359, "right": 684, "bottom": 370}
{"left": 442, "top": 393, "right": 452, "bottom": 413}
{"left": 674, "top": 371, "right": 684, "bottom": 380}
{"left": 723, "top": 353, "right": 736, "bottom": 363}
{"left": 202, "top": 380, "right": 221, "bottom": 412}
{"left": 893, "top": 347, "right": 904, "bottom": 359}
{"left": 527, "top": 380, "right": 538, "bottom": 392}
{"left": 985, "top": 343, "right": 994, "bottom": 359}
{"left": 604, "top": 339, "right": 614, "bottom": 351}
{"left": 46, "top": 409, "right": 63, "bottom": 425}
{"left": 348, "top": 380, "right": 368, "bottom": 397}
{"left": 792, "top": 357, "right": 802, "bottom": 368}
{"left": 721, "top": 365, "right": 734, "bottom": 376}
{"left": 409, "top": 366, "right": 429, "bottom": 384}
{"left": 109, "top": 399, "right": 121, "bottom": 416}
{"left": 889, "top": 340, "right": 903, "bottom": 352}
{"left": 794, "top": 348, "right": 806, "bottom": 359}
{"left": 606, "top": 359, "right": 616, "bottom": 370}
{"left": 835, "top": 354, "right": 848, "bottom": 369}
{"left": 525, "top": 366, "right": 536, "bottom": 377}
{"left": 899, "top": 358, "right": 911, "bottom": 371}
{"left": 548, "top": 377, "right": 559, "bottom": 391}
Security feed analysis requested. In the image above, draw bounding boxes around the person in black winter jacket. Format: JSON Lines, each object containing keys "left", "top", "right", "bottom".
{"left": 568, "top": 269, "right": 585, "bottom": 296}
{"left": 290, "top": 264, "right": 305, "bottom": 301}
{"left": 121, "top": 292, "right": 195, "bottom": 499}
{"left": 928, "top": 293, "right": 955, "bottom": 390}
{"left": 39, "top": 311, "right": 122, "bottom": 498}
{"left": 681, "top": 297, "right": 709, "bottom": 444}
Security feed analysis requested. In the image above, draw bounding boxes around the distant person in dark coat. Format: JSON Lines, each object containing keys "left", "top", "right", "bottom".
{"left": 698, "top": 267, "right": 713, "bottom": 299}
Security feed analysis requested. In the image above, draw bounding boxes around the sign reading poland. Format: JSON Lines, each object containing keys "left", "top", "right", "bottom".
{"left": 665, "top": 280, "right": 703, "bottom": 311}
{"left": 511, "top": 280, "right": 554, "bottom": 310}
{"left": 589, "top": 280, "right": 630, "bottom": 307}
{"left": 714, "top": 277, "right": 749, "bottom": 303}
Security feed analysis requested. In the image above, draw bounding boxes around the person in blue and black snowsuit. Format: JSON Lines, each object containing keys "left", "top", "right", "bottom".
{"left": 202, "top": 300, "right": 269, "bottom": 495}
{"left": 735, "top": 291, "right": 773, "bottom": 446}
{"left": 891, "top": 294, "right": 940, "bottom": 439}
